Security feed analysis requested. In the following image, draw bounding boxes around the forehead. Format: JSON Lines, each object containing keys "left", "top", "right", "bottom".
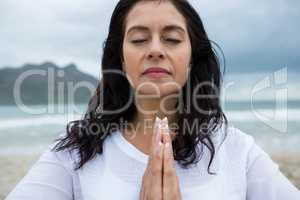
{"left": 124, "top": 1, "right": 187, "bottom": 32}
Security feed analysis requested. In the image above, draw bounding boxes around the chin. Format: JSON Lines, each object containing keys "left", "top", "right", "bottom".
{"left": 135, "top": 84, "right": 181, "bottom": 97}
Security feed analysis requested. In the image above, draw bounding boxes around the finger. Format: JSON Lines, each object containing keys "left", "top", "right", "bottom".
{"left": 140, "top": 168, "right": 149, "bottom": 200}
{"left": 150, "top": 116, "right": 163, "bottom": 151}
{"left": 148, "top": 116, "right": 164, "bottom": 174}
{"left": 139, "top": 180, "right": 145, "bottom": 200}
{"left": 149, "top": 141, "right": 164, "bottom": 198}
{"left": 161, "top": 117, "right": 176, "bottom": 143}
{"left": 150, "top": 140, "right": 163, "bottom": 173}
{"left": 141, "top": 117, "right": 164, "bottom": 200}
{"left": 163, "top": 136, "right": 178, "bottom": 199}
{"left": 147, "top": 116, "right": 162, "bottom": 171}
{"left": 161, "top": 117, "right": 181, "bottom": 199}
{"left": 163, "top": 139, "right": 175, "bottom": 173}
{"left": 160, "top": 117, "right": 169, "bottom": 139}
{"left": 162, "top": 129, "right": 172, "bottom": 145}
{"left": 161, "top": 117, "right": 175, "bottom": 171}
{"left": 149, "top": 116, "right": 163, "bottom": 164}
{"left": 147, "top": 116, "right": 163, "bottom": 182}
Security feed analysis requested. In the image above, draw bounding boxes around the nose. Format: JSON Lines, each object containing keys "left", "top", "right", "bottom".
{"left": 146, "top": 37, "right": 165, "bottom": 60}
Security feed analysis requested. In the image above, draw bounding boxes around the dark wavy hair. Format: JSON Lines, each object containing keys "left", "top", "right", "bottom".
{"left": 53, "top": 0, "right": 227, "bottom": 174}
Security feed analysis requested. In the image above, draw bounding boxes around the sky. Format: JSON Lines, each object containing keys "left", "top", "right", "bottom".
{"left": 0, "top": 0, "right": 299, "bottom": 76}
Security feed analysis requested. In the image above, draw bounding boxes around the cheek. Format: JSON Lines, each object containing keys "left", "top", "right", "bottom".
{"left": 173, "top": 53, "right": 191, "bottom": 86}
{"left": 122, "top": 44, "right": 142, "bottom": 86}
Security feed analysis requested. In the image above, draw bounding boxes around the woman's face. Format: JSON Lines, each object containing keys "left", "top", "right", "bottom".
{"left": 122, "top": 1, "right": 192, "bottom": 97}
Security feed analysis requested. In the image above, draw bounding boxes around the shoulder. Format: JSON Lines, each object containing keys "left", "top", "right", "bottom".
{"left": 211, "top": 123, "right": 255, "bottom": 155}
{"left": 5, "top": 132, "right": 83, "bottom": 200}
{"left": 222, "top": 125, "right": 255, "bottom": 152}
{"left": 219, "top": 125, "right": 277, "bottom": 173}
{"left": 44, "top": 131, "right": 80, "bottom": 173}
{"left": 46, "top": 131, "right": 112, "bottom": 172}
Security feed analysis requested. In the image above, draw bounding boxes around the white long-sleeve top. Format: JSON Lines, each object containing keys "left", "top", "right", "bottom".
{"left": 5, "top": 125, "right": 300, "bottom": 200}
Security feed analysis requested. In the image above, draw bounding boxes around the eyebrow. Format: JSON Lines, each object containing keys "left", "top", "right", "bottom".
{"left": 126, "top": 24, "right": 186, "bottom": 35}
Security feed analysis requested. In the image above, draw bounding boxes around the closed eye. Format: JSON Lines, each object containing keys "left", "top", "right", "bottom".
{"left": 131, "top": 39, "right": 147, "bottom": 44}
{"left": 165, "top": 38, "right": 181, "bottom": 44}
{"left": 131, "top": 38, "right": 181, "bottom": 44}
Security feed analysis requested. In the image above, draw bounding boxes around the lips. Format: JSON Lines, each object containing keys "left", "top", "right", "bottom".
{"left": 142, "top": 67, "right": 171, "bottom": 75}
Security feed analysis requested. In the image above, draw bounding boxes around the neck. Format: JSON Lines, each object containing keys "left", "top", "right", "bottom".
{"left": 122, "top": 95, "right": 178, "bottom": 155}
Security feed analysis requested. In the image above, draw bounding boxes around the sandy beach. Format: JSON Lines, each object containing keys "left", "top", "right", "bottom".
{"left": 1, "top": 153, "right": 299, "bottom": 199}
{"left": 271, "top": 153, "right": 300, "bottom": 189}
{"left": 0, "top": 154, "right": 40, "bottom": 200}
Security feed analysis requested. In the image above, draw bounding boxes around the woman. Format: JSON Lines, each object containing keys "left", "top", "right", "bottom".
{"left": 6, "top": 0, "right": 300, "bottom": 199}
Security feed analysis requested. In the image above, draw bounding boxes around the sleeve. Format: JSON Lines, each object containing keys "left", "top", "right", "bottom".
{"left": 246, "top": 141, "right": 300, "bottom": 200}
{"left": 5, "top": 146, "right": 74, "bottom": 200}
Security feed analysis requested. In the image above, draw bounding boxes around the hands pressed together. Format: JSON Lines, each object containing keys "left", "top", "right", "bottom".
{"left": 139, "top": 117, "right": 182, "bottom": 200}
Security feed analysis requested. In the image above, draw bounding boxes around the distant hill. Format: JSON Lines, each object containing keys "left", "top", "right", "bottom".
{"left": 0, "top": 62, "right": 99, "bottom": 105}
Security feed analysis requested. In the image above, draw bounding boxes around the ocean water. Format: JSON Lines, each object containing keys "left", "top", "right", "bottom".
{"left": 0, "top": 71, "right": 299, "bottom": 155}
{"left": 0, "top": 104, "right": 86, "bottom": 155}
{"left": 0, "top": 101, "right": 299, "bottom": 155}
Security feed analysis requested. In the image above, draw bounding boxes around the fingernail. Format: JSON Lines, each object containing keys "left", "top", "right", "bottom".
{"left": 161, "top": 117, "right": 170, "bottom": 133}
{"left": 154, "top": 116, "right": 159, "bottom": 130}
{"left": 154, "top": 117, "right": 160, "bottom": 141}
{"left": 155, "top": 116, "right": 162, "bottom": 129}
{"left": 162, "top": 117, "right": 168, "bottom": 124}
{"left": 154, "top": 116, "right": 160, "bottom": 125}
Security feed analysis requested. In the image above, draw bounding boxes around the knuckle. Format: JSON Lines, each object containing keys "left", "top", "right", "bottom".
{"left": 142, "top": 174, "right": 147, "bottom": 182}
{"left": 164, "top": 169, "right": 174, "bottom": 177}
{"left": 149, "top": 193, "right": 162, "bottom": 200}
{"left": 165, "top": 156, "right": 172, "bottom": 163}
{"left": 151, "top": 168, "right": 160, "bottom": 176}
{"left": 154, "top": 152, "right": 162, "bottom": 160}
{"left": 149, "top": 164, "right": 158, "bottom": 172}
{"left": 143, "top": 168, "right": 149, "bottom": 178}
